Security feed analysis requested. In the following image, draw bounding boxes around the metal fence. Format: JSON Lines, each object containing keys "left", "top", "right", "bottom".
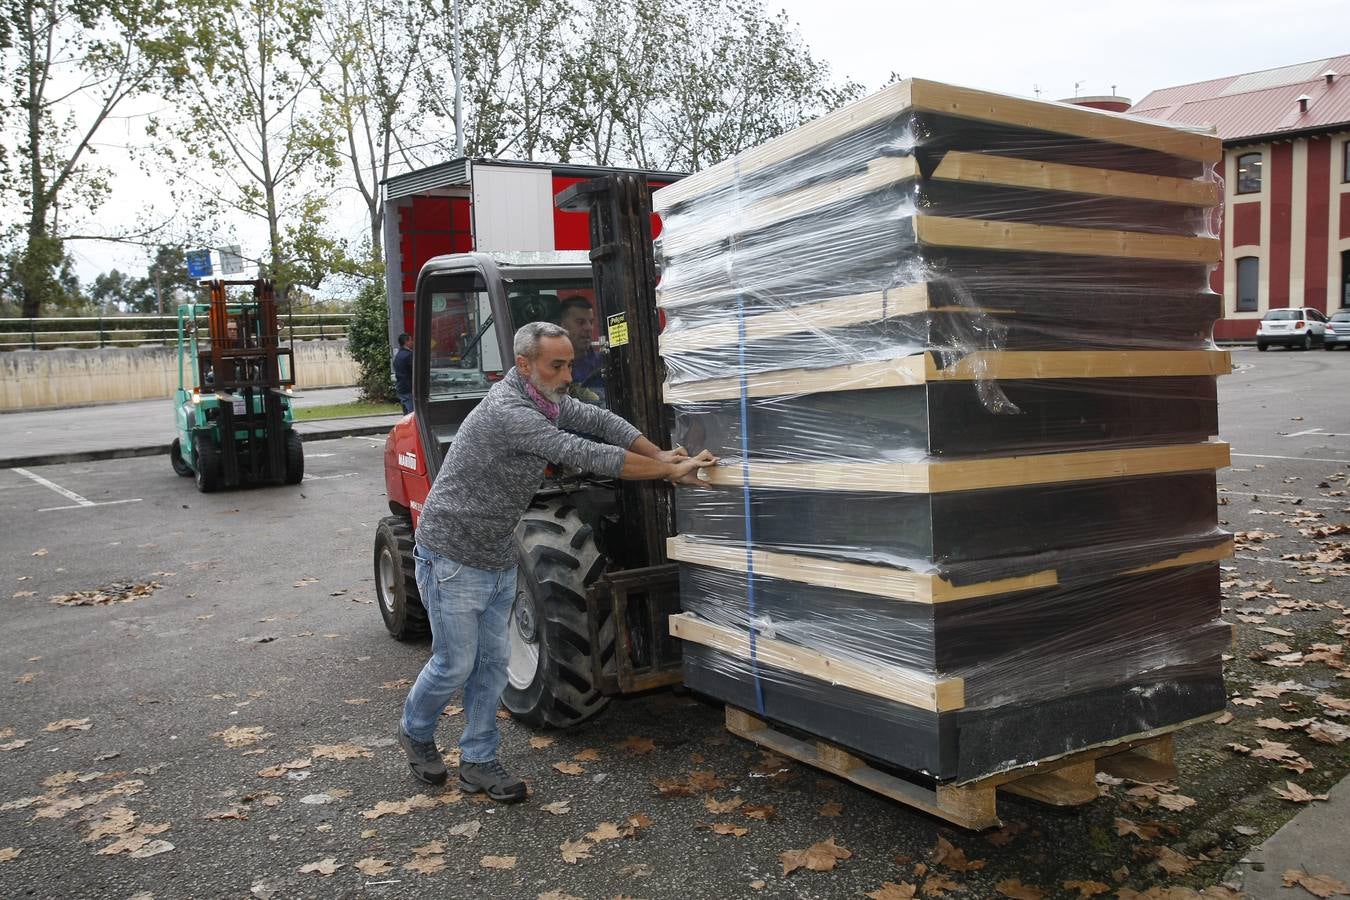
{"left": 0, "top": 313, "right": 351, "bottom": 351}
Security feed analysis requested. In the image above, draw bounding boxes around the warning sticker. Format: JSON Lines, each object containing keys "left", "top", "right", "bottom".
{"left": 607, "top": 313, "right": 629, "bottom": 348}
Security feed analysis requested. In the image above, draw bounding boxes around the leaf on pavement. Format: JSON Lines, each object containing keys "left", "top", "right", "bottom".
{"left": 1157, "top": 793, "right": 1197, "bottom": 812}
{"left": 585, "top": 822, "right": 628, "bottom": 842}
{"left": 0, "top": 740, "right": 31, "bottom": 751}
{"left": 921, "top": 872, "right": 962, "bottom": 896}
{"left": 1316, "top": 693, "right": 1350, "bottom": 713}
{"left": 128, "top": 840, "right": 174, "bottom": 859}
{"left": 1282, "top": 870, "right": 1350, "bottom": 898}
{"left": 1273, "top": 781, "right": 1330, "bottom": 803}
{"left": 0, "top": 848, "right": 20, "bottom": 863}
{"left": 354, "top": 857, "right": 392, "bottom": 876}
{"left": 780, "top": 837, "right": 851, "bottom": 875}
{"left": 311, "top": 742, "right": 372, "bottom": 761}
{"left": 867, "top": 883, "right": 918, "bottom": 900}
{"left": 1114, "top": 818, "right": 1163, "bottom": 840}
{"left": 703, "top": 822, "right": 748, "bottom": 837}
{"left": 931, "top": 835, "right": 985, "bottom": 872}
{"left": 257, "top": 758, "right": 311, "bottom": 778}
{"left": 202, "top": 807, "right": 248, "bottom": 821}
{"left": 1153, "top": 846, "right": 1195, "bottom": 876}
{"left": 359, "top": 794, "right": 440, "bottom": 819}
{"left": 686, "top": 770, "right": 729, "bottom": 791}
{"left": 703, "top": 796, "right": 742, "bottom": 814}
{"left": 449, "top": 820, "right": 482, "bottom": 840}
{"left": 44, "top": 718, "right": 92, "bottom": 733}
{"left": 540, "top": 800, "right": 571, "bottom": 816}
{"left": 381, "top": 678, "right": 413, "bottom": 689}
{"left": 743, "top": 803, "right": 776, "bottom": 821}
{"left": 818, "top": 800, "right": 844, "bottom": 817}
{"left": 412, "top": 840, "right": 445, "bottom": 856}
{"left": 1251, "top": 740, "right": 1300, "bottom": 761}
{"left": 573, "top": 748, "right": 601, "bottom": 762}
{"left": 653, "top": 776, "right": 697, "bottom": 797}
{"left": 83, "top": 806, "right": 137, "bottom": 841}
{"left": 617, "top": 735, "right": 656, "bottom": 755}
{"left": 403, "top": 855, "right": 445, "bottom": 875}
{"left": 538, "top": 891, "right": 584, "bottom": 900}
{"left": 560, "top": 839, "right": 592, "bottom": 864}
{"left": 1062, "top": 880, "right": 1111, "bottom": 897}
{"left": 1307, "top": 721, "right": 1350, "bottom": 744}
{"left": 995, "top": 879, "right": 1046, "bottom": 899}
{"left": 214, "top": 726, "right": 270, "bottom": 747}
{"left": 628, "top": 813, "right": 653, "bottom": 830}
{"left": 529, "top": 735, "right": 556, "bottom": 749}
{"left": 552, "top": 761, "right": 585, "bottom": 776}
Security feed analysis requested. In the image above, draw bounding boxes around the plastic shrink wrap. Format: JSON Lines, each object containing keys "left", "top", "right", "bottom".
{"left": 655, "top": 78, "right": 1231, "bottom": 783}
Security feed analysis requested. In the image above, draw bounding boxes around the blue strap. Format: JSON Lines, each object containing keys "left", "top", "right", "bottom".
{"left": 736, "top": 290, "right": 766, "bottom": 716}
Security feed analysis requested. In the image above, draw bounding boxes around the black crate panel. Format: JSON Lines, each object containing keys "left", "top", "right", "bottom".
{"left": 672, "top": 377, "right": 1219, "bottom": 460}
{"left": 674, "top": 473, "right": 1219, "bottom": 570}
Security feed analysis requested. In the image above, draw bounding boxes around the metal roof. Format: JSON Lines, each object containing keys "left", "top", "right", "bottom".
{"left": 383, "top": 157, "right": 686, "bottom": 200}
{"left": 1130, "top": 54, "right": 1350, "bottom": 143}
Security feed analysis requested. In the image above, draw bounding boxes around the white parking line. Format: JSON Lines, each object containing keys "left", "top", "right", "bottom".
{"left": 304, "top": 472, "right": 359, "bottom": 481}
{"left": 14, "top": 467, "right": 143, "bottom": 512}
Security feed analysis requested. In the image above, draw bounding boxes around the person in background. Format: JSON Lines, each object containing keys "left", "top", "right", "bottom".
{"left": 557, "top": 297, "right": 604, "bottom": 404}
{"left": 393, "top": 333, "right": 414, "bottom": 414}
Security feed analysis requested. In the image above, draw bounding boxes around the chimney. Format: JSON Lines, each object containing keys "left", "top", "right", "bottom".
{"left": 1297, "top": 94, "right": 1311, "bottom": 113}
{"left": 1323, "top": 70, "right": 1338, "bottom": 85}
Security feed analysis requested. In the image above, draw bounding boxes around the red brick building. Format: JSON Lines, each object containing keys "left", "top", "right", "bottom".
{"left": 1131, "top": 55, "right": 1350, "bottom": 340}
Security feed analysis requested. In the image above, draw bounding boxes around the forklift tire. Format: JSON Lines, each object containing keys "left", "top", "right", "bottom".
{"left": 503, "top": 500, "right": 615, "bottom": 729}
{"left": 193, "top": 434, "right": 222, "bottom": 493}
{"left": 170, "top": 439, "right": 193, "bottom": 477}
{"left": 284, "top": 431, "right": 304, "bottom": 484}
{"left": 375, "top": 516, "right": 429, "bottom": 640}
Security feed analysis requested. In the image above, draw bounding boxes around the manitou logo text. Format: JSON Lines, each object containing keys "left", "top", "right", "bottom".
{"left": 398, "top": 451, "right": 418, "bottom": 471}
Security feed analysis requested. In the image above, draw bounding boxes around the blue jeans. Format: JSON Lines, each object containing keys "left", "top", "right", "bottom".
{"left": 401, "top": 545, "right": 518, "bottom": 763}
{"left": 397, "top": 391, "right": 414, "bottom": 414}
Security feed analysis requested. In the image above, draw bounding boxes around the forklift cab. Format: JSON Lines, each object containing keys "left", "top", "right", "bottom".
{"left": 410, "top": 251, "right": 600, "bottom": 480}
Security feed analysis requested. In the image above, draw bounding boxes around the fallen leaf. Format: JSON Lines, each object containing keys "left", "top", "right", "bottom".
{"left": 403, "top": 855, "right": 445, "bottom": 875}
{"left": 617, "top": 735, "right": 656, "bottom": 754}
{"left": 202, "top": 807, "right": 248, "bottom": 821}
{"left": 1062, "top": 881, "right": 1111, "bottom": 897}
{"left": 867, "top": 884, "right": 918, "bottom": 900}
{"left": 1158, "top": 794, "right": 1197, "bottom": 811}
{"left": 552, "top": 761, "right": 585, "bottom": 776}
{"left": 1274, "top": 781, "right": 1330, "bottom": 803}
{"left": 311, "top": 742, "right": 372, "bottom": 761}
{"left": 780, "top": 837, "right": 851, "bottom": 875}
{"left": 538, "top": 892, "right": 584, "bottom": 900}
{"left": 44, "top": 718, "right": 92, "bottom": 732}
{"left": 573, "top": 748, "right": 601, "bottom": 762}
{"left": 441, "top": 704, "right": 463, "bottom": 716}
{"left": 921, "top": 873, "right": 962, "bottom": 896}
{"left": 704, "top": 796, "right": 743, "bottom": 814}
{"left": 381, "top": 678, "right": 413, "bottom": 689}
{"left": 703, "top": 822, "right": 749, "bottom": 837}
{"left": 129, "top": 840, "right": 174, "bottom": 859}
{"left": 298, "top": 858, "right": 342, "bottom": 877}
{"left": 354, "top": 857, "right": 392, "bottom": 876}
{"left": 996, "top": 879, "right": 1046, "bottom": 899}
{"left": 529, "top": 735, "right": 556, "bottom": 749}
{"left": 359, "top": 794, "right": 440, "bottom": 819}
{"left": 932, "top": 835, "right": 985, "bottom": 872}
{"left": 0, "top": 848, "right": 20, "bottom": 863}
{"left": 818, "top": 800, "right": 844, "bottom": 817}
{"left": 586, "top": 822, "right": 628, "bottom": 842}
{"left": 1114, "top": 818, "right": 1163, "bottom": 840}
{"left": 1283, "top": 870, "right": 1350, "bottom": 898}
{"left": 32, "top": 548, "right": 47, "bottom": 556}
{"left": 560, "top": 839, "right": 592, "bottom": 864}
{"left": 1214, "top": 712, "right": 1235, "bottom": 725}
{"left": 628, "top": 812, "right": 653, "bottom": 830}
{"left": 1154, "top": 846, "right": 1194, "bottom": 876}
{"left": 413, "top": 840, "right": 445, "bottom": 856}
{"left": 687, "top": 770, "right": 729, "bottom": 791}
{"left": 214, "top": 726, "right": 270, "bottom": 747}
{"left": 343, "top": 698, "right": 371, "bottom": 705}
{"left": 257, "top": 758, "right": 311, "bottom": 778}
{"left": 1251, "top": 740, "right": 1300, "bottom": 761}
{"left": 540, "top": 800, "right": 571, "bottom": 816}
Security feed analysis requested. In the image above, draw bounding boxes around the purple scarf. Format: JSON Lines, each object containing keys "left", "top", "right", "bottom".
{"left": 523, "top": 380, "right": 560, "bottom": 422}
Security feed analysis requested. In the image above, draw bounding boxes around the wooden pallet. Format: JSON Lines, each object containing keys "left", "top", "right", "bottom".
{"left": 725, "top": 706, "right": 1210, "bottom": 830}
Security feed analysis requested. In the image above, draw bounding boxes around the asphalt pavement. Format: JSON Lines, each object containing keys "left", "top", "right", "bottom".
{"left": 0, "top": 348, "right": 1346, "bottom": 899}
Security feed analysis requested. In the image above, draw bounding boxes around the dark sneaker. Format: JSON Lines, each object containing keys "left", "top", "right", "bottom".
{"left": 397, "top": 726, "right": 447, "bottom": 785}
{"left": 459, "top": 759, "right": 527, "bottom": 803}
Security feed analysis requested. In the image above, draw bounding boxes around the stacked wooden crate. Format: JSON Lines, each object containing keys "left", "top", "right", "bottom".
{"left": 654, "top": 79, "right": 1232, "bottom": 809}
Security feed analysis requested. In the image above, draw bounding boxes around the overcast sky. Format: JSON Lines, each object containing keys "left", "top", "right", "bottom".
{"left": 67, "top": 1, "right": 1349, "bottom": 286}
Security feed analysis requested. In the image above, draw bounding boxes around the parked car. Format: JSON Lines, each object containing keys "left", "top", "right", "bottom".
{"left": 1256, "top": 307, "right": 1327, "bottom": 351}
{"left": 1324, "top": 309, "right": 1350, "bottom": 350}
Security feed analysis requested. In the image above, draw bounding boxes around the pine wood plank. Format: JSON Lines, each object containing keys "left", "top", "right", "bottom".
{"left": 915, "top": 215, "right": 1222, "bottom": 262}
{"left": 1125, "top": 540, "right": 1235, "bottom": 573}
{"left": 666, "top": 535, "right": 1059, "bottom": 604}
{"left": 931, "top": 150, "right": 1220, "bottom": 206}
{"left": 657, "top": 285, "right": 932, "bottom": 353}
{"left": 670, "top": 613, "right": 965, "bottom": 712}
{"left": 695, "top": 442, "right": 1230, "bottom": 494}
{"left": 663, "top": 350, "right": 1231, "bottom": 403}
{"left": 661, "top": 156, "right": 919, "bottom": 258}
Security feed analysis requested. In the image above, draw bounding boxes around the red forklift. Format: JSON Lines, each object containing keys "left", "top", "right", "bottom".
{"left": 374, "top": 175, "right": 683, "bottom": 727}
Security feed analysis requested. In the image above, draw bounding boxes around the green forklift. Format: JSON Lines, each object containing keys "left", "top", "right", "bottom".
{"left": 169, "top": 278, "right": 304, "bottom": 492}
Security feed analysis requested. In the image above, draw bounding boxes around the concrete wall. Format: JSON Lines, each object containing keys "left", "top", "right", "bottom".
{"left": 0, "top": 341, "right": 358, "bottom": 410}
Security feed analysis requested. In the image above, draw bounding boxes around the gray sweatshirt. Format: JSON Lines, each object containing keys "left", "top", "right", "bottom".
{"left": 415, "top": 367, "right": 641, "bottom": 570}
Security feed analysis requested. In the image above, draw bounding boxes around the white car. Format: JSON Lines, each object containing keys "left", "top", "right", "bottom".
{"left": 1324, "top": 309, "right": 1350, "bottom": 350}
{"left": 1256, "top": 307, "right": 1327, "bottom": 351}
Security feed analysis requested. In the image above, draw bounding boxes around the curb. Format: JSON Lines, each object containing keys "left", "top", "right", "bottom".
{"left": 0, "top": 420, "right": 395, "bottom": 470}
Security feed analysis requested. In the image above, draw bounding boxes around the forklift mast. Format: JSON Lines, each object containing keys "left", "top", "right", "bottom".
{"left": 556, "top": 173, "right": 674, "bottom": 569}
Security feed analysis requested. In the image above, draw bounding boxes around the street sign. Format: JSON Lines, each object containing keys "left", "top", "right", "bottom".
{"left": 220, "top": 245, "right": 244, "bottom": 275}
{"left": 186, "top": 250, "right": 213, "bottom": 279}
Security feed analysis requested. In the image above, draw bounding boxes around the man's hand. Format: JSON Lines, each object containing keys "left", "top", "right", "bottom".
{"left": 655, "top": 445, "right": 691, "bottom": 465}
{"left": 667, "top": 449, "right": 717, "bottom": 486}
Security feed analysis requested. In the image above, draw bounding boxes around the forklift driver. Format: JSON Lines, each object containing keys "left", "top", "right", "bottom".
{"left": 398, "top": 321, "right": 715, "bottom": 803}
{"left": 557, "top": 296, "right": 605, "bottom": 405}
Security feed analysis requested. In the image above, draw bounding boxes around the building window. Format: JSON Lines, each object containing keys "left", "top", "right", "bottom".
{"left": 1344, "top": 142, "right": 1350, "bottom": 183}
{"left": 1236, "top": 153, "right": 1263, "bottom": 194}
{"left": 1342, "top": 250, "right": 1350, "bottom": 307}
{"left": 1236, "top": 256, "right": 1259, "bottom": 311}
